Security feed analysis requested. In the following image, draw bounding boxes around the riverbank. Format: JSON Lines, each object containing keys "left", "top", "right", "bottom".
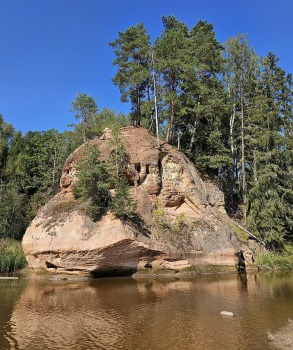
{"left": 269, "top": 319, "right": 293, "bottom": 349}
{"left": 0, "top": 239, "right": 27, "bottom": 273}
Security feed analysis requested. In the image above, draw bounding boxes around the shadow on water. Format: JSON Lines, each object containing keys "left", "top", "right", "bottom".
{"left": 90, "top": 267, "right": 137, "bottom": 278}
{"left": 237, "top": 271, "right": 248, "bottom": 292}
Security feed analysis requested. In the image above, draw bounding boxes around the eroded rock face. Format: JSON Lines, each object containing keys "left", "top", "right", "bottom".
{"left": 22, "top": 127, "right": 241, "bottom": 275}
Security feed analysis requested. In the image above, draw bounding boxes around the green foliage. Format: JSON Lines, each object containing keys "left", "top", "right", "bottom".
{"left": 6, "top": 129, "right": 73, "bottom": 196}
{"left": 176, "top": 213, "right": 185, "bottom": 226}
{"left": 92, "top": 108, "right": 130, "bottom": 136}
{"left": 0, "top": 114, "right": 14, "bottom": 182}
{"left": 0, "top": 184, "right": 28, "bottom": 239}
{"left": 109, "top": 23, "right": 151, "bottom": 126}
{"left": 248, "top": 151, "right": 291, "bottom": 250}
{"left": 70, "top": 93, "right": 98, "bottom": 143}
{"left": 108, "top": 17, "right": 293, "bottom": 251}
{"left": 106, "top": 129, "right": 137, "bottom": 219}
{"left": 0, "top": 17, "right": 290, "bottom": 253}
{"left": 73, "top": 144, "right": 110, "bottom": 220}
{"left": 153, "top": 205, "right": 165, "bottom": 218}
{"left": 73, "top": 133, "right": 137, "bottom": 221}
{"left": 0, "top": 112, "right": 77, "bottom": 239}
{"left": 154, "top": 16, "right": 189, "bottom": 142}
{"left": 0, "top": 239, "right": 27, "bottom": 272}
{"left": 49, "top": 200, "right": 78, "bottom": 215}
{"left": 106, "top": 127, "right": 128, "bottom": 181}
{"left": 247, "top": 54, "right": 293, "bottom": 249}
{"left": 111, "top": 178, "right": 137, "bottom": 219}
{"left": 231, "top": 223, "right": 250, "bottom": 242}
{"left": 255, "top": 252, "right": 293, "bottom": 270}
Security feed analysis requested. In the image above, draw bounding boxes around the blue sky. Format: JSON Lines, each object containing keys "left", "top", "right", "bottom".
{"left": 0, "top": 0, "right": 292, "bottom": 133}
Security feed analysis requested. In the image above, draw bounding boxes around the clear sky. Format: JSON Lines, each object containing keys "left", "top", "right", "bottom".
{"left": 0, "top": 0, "right": 292, "bottom": 133}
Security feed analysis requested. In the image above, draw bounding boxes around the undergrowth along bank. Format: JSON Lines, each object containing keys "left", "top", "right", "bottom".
{"left": 255, "top": 248, "right": 293, "bottom": 270}
{"left": 0, "top": 239, "right": 27, "bottom": 273}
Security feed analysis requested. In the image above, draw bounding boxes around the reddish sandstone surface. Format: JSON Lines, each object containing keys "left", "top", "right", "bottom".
{"left": 22, "top": 127, "right": 245, "bottom": 276}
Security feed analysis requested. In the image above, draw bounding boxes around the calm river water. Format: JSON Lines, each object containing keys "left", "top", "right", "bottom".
{"left": 0, "top": 271, "right": 292, "bottom": 350}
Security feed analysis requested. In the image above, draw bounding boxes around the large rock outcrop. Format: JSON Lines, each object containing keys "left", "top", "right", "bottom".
{"left": 22, "top": 127, "right": 242, "bottom": 276}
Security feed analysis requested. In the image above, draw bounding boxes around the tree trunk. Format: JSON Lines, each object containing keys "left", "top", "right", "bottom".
{"left": 166, "top": 74, "right": 176, "bottom": 143}
{"left": 188, "top": 118, "right": 197, "bottom": 152}
{"left": 230, "top": 104, "right": 236, "bottom": 163}
{"left": 166, "top": 99, "right": 175, "bottom": 143}
{"left": 152, "top": 66, "right": 160, "bottom": 149}
{"left": 136, "top": 87, "right": 141, "bottom": 126}
{"left": 240, "top": 94, "right": 247, "bottom": 224}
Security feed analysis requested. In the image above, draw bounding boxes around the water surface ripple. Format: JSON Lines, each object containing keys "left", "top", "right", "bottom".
{"left": 0, "top": 272, "right": 292, "bottom": 350}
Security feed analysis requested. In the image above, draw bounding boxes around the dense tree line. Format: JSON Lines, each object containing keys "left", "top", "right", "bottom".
{"left": 0, "top": 16, "right": 292, "bottom": 250}
{"left": 110, "top": 17, "right": 292, "bottom": 249}
{"left": 0, "top": 108, "right": 127, "bottom": 239}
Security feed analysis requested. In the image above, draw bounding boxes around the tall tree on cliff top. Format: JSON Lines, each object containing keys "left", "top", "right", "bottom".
{"left": 109, "top": 23, "right": 151, "bottom": 126}
{"left": 178, "top": 21, "right": 230, "bottom": 176}
{"left": 223, "top": 35, "right": 258, "bottom": 222}
{"left": 70, "top": 93, "right": 98, "bottom": 143}
{"left": 154, "top": 16, "right": 189, "bottom": 143}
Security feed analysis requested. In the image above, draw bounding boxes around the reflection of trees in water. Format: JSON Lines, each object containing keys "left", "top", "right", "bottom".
{"left": 6, "top": 281, "right": 124, "bottom": 349}
{"left": 5, "top": 278, "right": 194, "bottom": 349}
{"left": 0, "top": 280, "right": 27, "bottom": 350}
{"left": 3, "top": 273, "right": 293, "bottom": 350}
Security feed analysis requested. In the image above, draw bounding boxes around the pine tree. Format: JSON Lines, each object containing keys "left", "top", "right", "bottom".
{"left": 70, "top": 93, "right": 98, "bottom": 143}
{"left": 73, "top": 144, "right": 110, "bottom": 220}
{"left": 248, "top": 53, "right": 293, "bottom": 249}
{"left": 73, "top": 130, "right": 137, "bottom": 221}
{"left": 109, "top": 24, "right": 151, "bottom": 126}
{"left": 178, "top": 21, "right": 230, "bottom": 177}
{"left": 106, "top": 129, "right": 137, "bottom": 219}
{"left": 154, "top": 16, "right": 189, "bottom": 143}
{"left": 223, "top": 34, "right": 259, "bottom": 221}
{"left": 111, "top": 178, "right": 137, "bottom": 220}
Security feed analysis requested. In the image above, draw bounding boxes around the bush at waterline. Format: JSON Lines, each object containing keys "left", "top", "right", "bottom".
{"left": 0, "top": 239, "right": 27, "bottom": 272}
{"left": 255, "top": 251, "right": 293, "bottom": 270}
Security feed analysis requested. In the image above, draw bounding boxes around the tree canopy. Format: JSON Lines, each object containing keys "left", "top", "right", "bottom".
{"left": 0, "top": 16, "right": 292, "bottom": 251}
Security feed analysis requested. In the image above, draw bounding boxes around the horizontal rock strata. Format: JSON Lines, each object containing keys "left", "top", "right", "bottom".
{"left": 22, "top": 127, "right": 243, "bottom": 276}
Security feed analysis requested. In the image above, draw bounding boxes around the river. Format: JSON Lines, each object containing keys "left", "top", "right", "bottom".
{"left": 0, "top": 271, "right": 292, "bottom": 350}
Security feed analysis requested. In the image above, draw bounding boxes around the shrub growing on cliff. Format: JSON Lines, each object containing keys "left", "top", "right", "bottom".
{"left": 106, "top": 129, "right": 137, "bottom": 219}
{"left": 73, "top": 135, "right": 137, "bottom": 221}
{"left": 73, "top": 143, "right": 111, "bottom": 220}
{"left": 111, "top": 178, "right": 137, "bottom": 219}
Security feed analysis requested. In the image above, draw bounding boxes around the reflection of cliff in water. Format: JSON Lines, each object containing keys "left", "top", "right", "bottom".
{"left": 4, "top": 273, "right": 293, "bottom": 350}
{"left": 0, "top": 279, "right": 27, "bottom": 350}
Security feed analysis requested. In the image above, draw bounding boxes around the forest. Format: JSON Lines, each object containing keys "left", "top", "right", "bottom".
{"left": 0, "top": 16, "right": 292, "bottom": 251}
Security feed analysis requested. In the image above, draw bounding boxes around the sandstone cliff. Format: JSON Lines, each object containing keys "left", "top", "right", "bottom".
{"left": 22, "top": 127, "right": 243, "bottom": 276}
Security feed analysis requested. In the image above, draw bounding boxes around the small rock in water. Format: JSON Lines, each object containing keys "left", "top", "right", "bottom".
{"left": 220, "top": 311, "right": 234, "bottom": 317}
